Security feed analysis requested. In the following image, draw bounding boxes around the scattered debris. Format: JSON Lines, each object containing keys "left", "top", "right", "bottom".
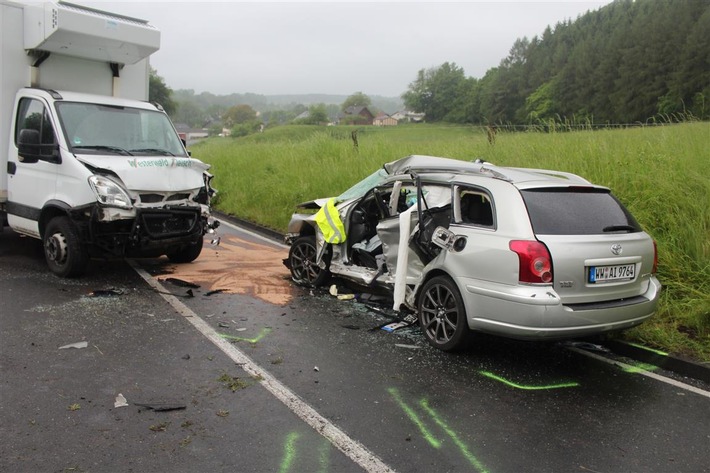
{"left": 218, "top": 322, "right": 230, "bottom": 328}
{"left": 216, "top": 410, "right": 230, "bottom": 417}
{"left": 161, "top": 278, "right": 200, "bottom": 288}
{"left": 114, "top": 393, "right": 128, "bottom": 408}
{"left": 68, "top": 403, "right": 81, "bottom": 411}
{"left": 88, "top": 288, "right": 123, "bottom": 297}
{"left": 182, "top": 354, "right": 191, "bottom": 360}
{"left": 235, "top": 328, "right": 247, "bottom": 332}
{"left": 59, "top": 341, "right": 88, "bottom": 350}
{"left": 382, "top": 321, "right": 415, "bottom": 333}
{"left": 210, "top": 237, "right": 221, "bottom": 246}
{"left": 341, "top": 324, "right": 360, "bottom": 330}
{"left": 205, "top": 289, "right": 226, "bottom": 296}
{"left": 185, "top": 289, "right": 195, "bottom": 298}
{"left": 149, "top": 422, "right": 169, "bottom": 432}
{"left": 562, "top": 341, "right": 611, "bottom": 353}
{"left": 134, "top": 402, "right": 186, "bottom": 412}
{"left": 218, "top": 374, "right": 251, "bottom": 391}
{"left": 395, "top": 344, "right": 422, "bottom": 350}
{"left": 314, "top": 366, "right": 319, "bottom": 372}
{"left": 337, "top": 294, "right": 355, "bottom": 300}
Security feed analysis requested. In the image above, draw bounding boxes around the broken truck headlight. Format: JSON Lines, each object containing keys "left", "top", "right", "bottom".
{"left": 88, "top": 175, "right": 133, "bottom": 210}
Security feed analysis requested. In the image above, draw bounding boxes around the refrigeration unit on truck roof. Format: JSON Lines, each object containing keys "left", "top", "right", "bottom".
{"left": 23, "top": 1, "right": 159, "bottom": 65}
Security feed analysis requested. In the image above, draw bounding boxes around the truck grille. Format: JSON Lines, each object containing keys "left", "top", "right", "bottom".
{"left": 139, "top": 209, "right": 200, "bottom": 238}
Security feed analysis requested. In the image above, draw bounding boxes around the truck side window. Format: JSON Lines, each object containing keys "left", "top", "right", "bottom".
{"left": 16, "top": 98, "right": 57, "bottom": 157}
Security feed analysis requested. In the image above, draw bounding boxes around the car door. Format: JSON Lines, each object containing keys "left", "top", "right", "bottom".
{"left": 6, "top": 96, "right": 59, "bottom": 237}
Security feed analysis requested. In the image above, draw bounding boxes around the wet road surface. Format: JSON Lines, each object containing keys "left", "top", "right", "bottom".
{"left": 1, "top": 222, "right": 708, "bottom": 473}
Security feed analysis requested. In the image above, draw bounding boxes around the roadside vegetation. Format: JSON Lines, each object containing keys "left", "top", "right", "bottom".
{"left": 192, "top": 122, "right": 709, "bottom": 362}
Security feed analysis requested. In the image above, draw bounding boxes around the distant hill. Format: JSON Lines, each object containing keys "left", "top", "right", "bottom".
{"left": 171, "top": 89, "right": 403, "bottom": 127}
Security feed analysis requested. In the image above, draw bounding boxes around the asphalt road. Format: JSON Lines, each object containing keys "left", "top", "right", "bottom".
{"left": 1, "top": 221, "right": 709, "bottom": 473}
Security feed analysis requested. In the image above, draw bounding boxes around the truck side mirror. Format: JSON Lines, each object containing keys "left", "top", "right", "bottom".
{"left": 18, "top": 129, "right": 60, "bottom": 164}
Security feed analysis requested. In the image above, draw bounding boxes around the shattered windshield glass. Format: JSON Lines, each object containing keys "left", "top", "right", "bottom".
{"left": 56, "top": 102, "right": 187, "bottom": 157}
{"left": 336, "top": 169, "right": 388, "bottom": 202}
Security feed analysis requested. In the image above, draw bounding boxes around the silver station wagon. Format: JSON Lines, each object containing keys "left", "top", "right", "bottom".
{"left": 284, "top": 155, "right": 661, "bottom": 351}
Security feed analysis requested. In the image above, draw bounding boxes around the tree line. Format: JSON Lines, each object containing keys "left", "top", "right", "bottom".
{"left": 402, "top": 0, "right": 710, "bottom": 125}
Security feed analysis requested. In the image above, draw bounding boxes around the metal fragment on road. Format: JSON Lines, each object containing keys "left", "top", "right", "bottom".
{"left": 114, "top": 393, "right": 128, "bottom": 408}
{"left": 59, "top": 341, "right": 89, "bottom": 350}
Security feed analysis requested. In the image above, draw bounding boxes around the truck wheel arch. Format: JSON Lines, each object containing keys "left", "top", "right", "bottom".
{"left": 39, "top": 201, "right": 73, "bottom": 239}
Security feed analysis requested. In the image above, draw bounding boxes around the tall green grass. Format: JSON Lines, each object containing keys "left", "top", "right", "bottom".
{"left": 193, "top": 122, "right": 710, "bottom": 361}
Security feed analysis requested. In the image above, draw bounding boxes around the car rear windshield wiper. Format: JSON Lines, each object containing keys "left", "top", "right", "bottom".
{"left": 603, "top": 224, "right": 636, "bottom": 233}
{"left": 130, "top": 148, "right": 176, "bottom": 156}
{"left": 73, "top": 145, "right": 133, "bottom": 156}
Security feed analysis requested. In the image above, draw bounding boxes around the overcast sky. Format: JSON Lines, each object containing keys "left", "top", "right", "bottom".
{"left": 84, "top": 1, "right": 613, "bottom": 97}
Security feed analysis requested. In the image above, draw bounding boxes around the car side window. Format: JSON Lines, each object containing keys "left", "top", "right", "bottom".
{"left": 456, "top": 188, "right": 495, "bottom": 228}
{"left": 15, "top": 98, "right": 57, "bottom": 157}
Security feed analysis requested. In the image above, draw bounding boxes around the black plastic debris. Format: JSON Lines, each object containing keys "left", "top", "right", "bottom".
{"left": 88, "top": 288, "right": 123, "bottom": 297}
{"left": 205, "top": 289, "right": 226, "bottom": 296}
{"left": 161, "top": 278, "right": 200, "bottom": 288}
{"left": 134, "top": 402, "right": 186, "bottom": 412}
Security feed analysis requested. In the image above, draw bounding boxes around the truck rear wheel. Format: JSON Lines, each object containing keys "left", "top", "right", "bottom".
{"left": 167, "top": 237, "right": 203, "bottom": 263}
{"left": 43, "top": 216, "right": 89, "bottom": 278}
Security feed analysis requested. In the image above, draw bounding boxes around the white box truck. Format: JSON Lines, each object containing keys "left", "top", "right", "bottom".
{"left": 1, "top": 0, "right": 217, "bottom": 277}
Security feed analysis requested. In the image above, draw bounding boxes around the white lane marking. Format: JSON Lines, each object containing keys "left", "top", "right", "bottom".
{"left": 567, "top": 347, "right": 710, "bottom": 399}
{"left": 130, "top": 262, "right": 395, "bottom": 473}
{"left": 215, "top": 218, "right": 288, "bottom": 248}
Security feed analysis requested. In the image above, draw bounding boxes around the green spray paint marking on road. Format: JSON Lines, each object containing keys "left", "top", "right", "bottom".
{"left": 219, "top": 327, "right": 272, "bottom": 344}
{"left": 627, "top": 342, "right": 668, "bottom": 356}
{"left": 387, "top": 387, "right": 442, "bottom": 448}
{"left": 279, "top": 431, "right": 300, "bottom": 473}
{"left": 420, "top": 399, "right": 490, "bottom": 473}
{"left": 622, "top": 361, "right": 659, "bottom": 373}
{"left": 317, "top": 438, "right": 331, "bottom": 473}
{"left": 479, "top": 371, "right": 579, "bottom": 390}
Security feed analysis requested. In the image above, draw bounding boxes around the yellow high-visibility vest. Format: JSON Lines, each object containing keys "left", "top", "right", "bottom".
{"left": 315, "top": 198, "right": 346, "bottom": 244}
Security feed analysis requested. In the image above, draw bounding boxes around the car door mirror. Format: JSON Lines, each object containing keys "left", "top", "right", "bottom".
{"left": 18, "top": 129, "right": 60, "bottom": 164}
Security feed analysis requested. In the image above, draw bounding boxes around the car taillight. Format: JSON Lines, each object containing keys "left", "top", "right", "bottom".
{"left": 509, "top": 240, "right": 553, "bottom": 284}
{"left": 652, "top": 240, "right": 658, "bottom": 274}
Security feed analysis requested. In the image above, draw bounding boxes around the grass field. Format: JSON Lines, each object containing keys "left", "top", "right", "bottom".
{"left": 192, "top": 122, "right": 710, "bottom": 362}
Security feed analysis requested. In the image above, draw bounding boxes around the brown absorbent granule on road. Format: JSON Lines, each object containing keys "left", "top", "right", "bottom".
{"left": 166, "top": 234, "right": 293, "bottom": 305}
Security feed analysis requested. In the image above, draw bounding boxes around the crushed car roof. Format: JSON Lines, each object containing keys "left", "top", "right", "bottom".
{"left": 383, "top": 155, "right": 597, "bottom": 189}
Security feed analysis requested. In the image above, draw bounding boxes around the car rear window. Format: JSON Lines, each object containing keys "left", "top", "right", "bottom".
{"left": 521, "top": 188, "right": 642, "bottom": 235}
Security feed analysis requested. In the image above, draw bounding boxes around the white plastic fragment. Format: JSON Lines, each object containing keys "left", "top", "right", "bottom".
{"left": 314, "top": 366, "right": 319, "bottom": 372}
{"left": 395, "top": 344, "right": 421, "bottom": 350}
{"left": 114, "top": 393, "right": 128, "bottom": 408}
{"left": 329, "top": 285, "right": 338, "bottom": 296}
{"left": 59, "top": 341, "right": 88, "bottom": 350}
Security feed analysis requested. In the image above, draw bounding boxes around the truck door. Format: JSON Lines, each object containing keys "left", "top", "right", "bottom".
{"left": 6, "top": 97, "right": 59, "bottom": 237}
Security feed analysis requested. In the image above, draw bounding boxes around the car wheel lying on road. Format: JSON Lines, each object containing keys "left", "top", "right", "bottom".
{"left": 418, "top": 275, "right": 469, "bottom": 351}
{"left": 288, "top": 236, "right": 329, "bottom": 287}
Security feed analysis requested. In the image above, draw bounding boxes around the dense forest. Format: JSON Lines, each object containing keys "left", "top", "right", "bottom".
{"left": 403, "top": 0, "right": 709, "bottom": 125}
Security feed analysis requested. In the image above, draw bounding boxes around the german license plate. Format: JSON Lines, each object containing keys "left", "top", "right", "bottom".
{"left": 588, "top": 264, "right": 635, "bottom": 283}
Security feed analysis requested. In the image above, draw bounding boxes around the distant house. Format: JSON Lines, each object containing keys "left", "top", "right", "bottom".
{"left": 338, "top": 106, "right": 375, "bottom": 125}
{"left": 392, "top": 111, "right": 425, "bottom": 123}
{"left": 174, "top": 123, "right": 209, "bottom": 140}
{"left": 373, "top": 113, "right": 398, "bottom": 126}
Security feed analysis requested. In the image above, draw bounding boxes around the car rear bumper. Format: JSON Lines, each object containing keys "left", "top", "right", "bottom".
{"left": 460, "top": 276, "right": 661, "bottom": 340}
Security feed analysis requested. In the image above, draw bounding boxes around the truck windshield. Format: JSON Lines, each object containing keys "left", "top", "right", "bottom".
{"left": 55, "top": 102, "right": 187, "bottom": 157}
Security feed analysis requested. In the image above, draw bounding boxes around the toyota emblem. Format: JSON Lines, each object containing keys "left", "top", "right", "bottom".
{"left": 611, "top": 244, "right": 623, "bottom": 255}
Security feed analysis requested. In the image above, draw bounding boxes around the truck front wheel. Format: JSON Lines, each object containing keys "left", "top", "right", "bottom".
{"left": 166, "top": 237, "right": 203, "bottom": 263}
{"left": 43, "top": 216, "right": 89, "bottom": 277}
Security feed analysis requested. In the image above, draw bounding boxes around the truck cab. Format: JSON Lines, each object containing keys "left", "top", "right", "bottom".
{"left": 1, "top": 0, "right": 216, "bottom": 276}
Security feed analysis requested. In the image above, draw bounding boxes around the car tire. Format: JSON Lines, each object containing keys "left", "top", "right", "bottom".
{"left": 288, "top": 236, "right": 329, "bottom": 287}
{"left": 43, "top": 216, "right": 89, "bottom": 278}
{"left": 418, "top": 275, "right": 469, "bottom": 351}
{"left": 167, "top": 237, "right": 204, "bottom": 263}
